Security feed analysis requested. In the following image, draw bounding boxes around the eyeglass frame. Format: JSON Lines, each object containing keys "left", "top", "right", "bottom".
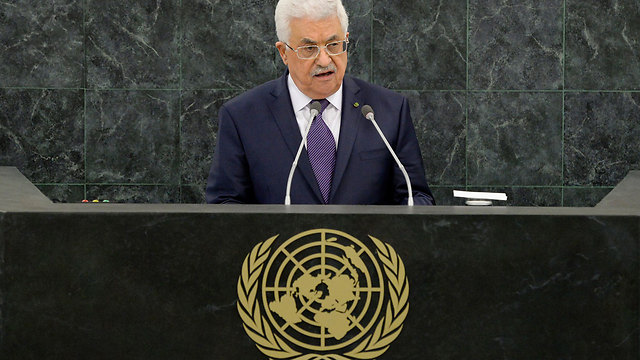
{"left": 284, "top": 39, "right": 349, "bottom": 60}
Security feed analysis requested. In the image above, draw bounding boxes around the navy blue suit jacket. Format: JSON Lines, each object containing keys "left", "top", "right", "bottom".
{"left": 206, "top": 72, "right": 434, "bottom": 205}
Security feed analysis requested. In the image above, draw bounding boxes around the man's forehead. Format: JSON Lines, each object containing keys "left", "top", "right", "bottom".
{"left": 289, "top": 16, "right": 344, "bottom": 42}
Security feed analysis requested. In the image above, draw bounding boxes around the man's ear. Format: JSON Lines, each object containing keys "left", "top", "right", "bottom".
{"left": 275, "top": 42, "right": 288, "bottom": 65}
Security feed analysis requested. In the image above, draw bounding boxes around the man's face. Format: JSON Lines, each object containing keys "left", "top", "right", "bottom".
{"left": 276, "top": 16, "right": 348, "bottom": 100}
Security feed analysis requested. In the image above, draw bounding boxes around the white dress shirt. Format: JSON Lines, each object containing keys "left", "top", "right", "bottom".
{"left": 287, "top": 74, "right": 342, "bottom": 147}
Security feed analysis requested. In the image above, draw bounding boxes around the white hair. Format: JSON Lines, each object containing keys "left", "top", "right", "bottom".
{"left": 275, "top": 0, "right": 349, "bottom": 43}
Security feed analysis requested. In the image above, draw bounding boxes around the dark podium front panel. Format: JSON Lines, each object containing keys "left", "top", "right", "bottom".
{"left": 1, "top": 167, "right": 639, "bottom": 359}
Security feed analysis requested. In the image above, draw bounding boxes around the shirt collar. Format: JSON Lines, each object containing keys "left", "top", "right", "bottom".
{"left": 287, "top": 74, "right": 343, "bottom": 111}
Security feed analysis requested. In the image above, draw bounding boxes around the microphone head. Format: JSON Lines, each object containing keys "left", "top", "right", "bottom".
{"left": 309, "top": 101, "right": 322, "bottom": 117}
{"left": 361, "top": 105, "right": 374, "bottom": 119}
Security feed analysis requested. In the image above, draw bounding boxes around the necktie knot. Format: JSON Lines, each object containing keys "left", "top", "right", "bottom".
{"left": 313, "top": 99, "right": 331, "bottom": 115}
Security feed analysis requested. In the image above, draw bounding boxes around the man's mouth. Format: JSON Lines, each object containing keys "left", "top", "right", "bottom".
{"left": 312, "top": 65, "right": 337, "bottom": 78}
{"left": 314, "top": 70, "right": 334, "bottom": 78}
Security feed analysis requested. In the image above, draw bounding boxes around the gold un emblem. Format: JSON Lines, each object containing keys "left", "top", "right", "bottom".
{"left": 237, "top": 229, "right": 409, "bottom": 359}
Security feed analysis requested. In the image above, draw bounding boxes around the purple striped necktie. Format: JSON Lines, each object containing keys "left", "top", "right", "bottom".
{"left": 306, "top": 99, "right": 335, "bottom": 204}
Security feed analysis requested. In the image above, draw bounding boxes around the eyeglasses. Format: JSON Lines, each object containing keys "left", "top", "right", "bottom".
{"left": 284, "top": 40, "right": 349, "bottom": 60}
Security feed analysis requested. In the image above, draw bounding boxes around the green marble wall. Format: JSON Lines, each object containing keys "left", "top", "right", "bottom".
{"left": 0, "top": 0, "right": 638, "bottom": 205}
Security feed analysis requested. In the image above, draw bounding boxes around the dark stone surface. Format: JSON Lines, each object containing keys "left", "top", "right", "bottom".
{"left": 404, "top": 91, "right": 466, "bottom": 186}
{"left": 85, "top": 90, "right": 180, "bottom": 184}
{"left": 1, "top": 1, "right": 639, "bottom": 204}
{"left": 469, "top": 0, "right": 563, "bottom": 90}
{"left": 564, "top": 187, "right": 614, "bottom": 207}
{"left": 0, "top": 89, "right": 84, "bottom": 183}
{"left": 0, "top": 211, "right": 637, "bottom": 359}
{"left": 181, "top": 0, "right": 279, "bottom": 90}
{"left": 37, "top": 184, "right": 85, "bottom": 203}
{"left": 428, "top": 186, "right": 466, "bottom": 206}
{"left": 0, "top": 0, "right": 83, "bottom": 88}
{"left": 86, "top": 185, "right": 181, "bottom": 204}
{"left": 180, "top": 185, "right": 206, "bottom": 204}
{"left": 343, "top": 0, "right": 372, "bottom": 82}
{"left": 372, "top": 0, "right": 466, "bottom": 90}
{"left": 566, "top": 0, "right": 640, "bottom": 90}
{"left": 86, "top": 0, "right": 180, "bottom": 89}
{"left": 564, "top": 92, "right": 640, "bottom": 186}
{"left": 468, "top": 92, "right": 563, "bottom": 186}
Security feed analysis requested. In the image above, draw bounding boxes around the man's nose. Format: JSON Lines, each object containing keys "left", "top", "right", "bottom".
{"left": 315, "top": 47, "right": 332, "bottom": 66}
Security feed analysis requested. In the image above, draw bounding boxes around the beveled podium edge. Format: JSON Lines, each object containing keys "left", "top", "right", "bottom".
{"left": 596, "top": 170, "right": 640, "bottom": 209}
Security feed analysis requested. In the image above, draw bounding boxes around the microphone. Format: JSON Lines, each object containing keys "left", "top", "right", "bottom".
{"left": 285, "top": 101, "right": 323, "bottom": 205}
{"left": 309, "top": 101, "right": 322, "bottom": 120}
{"left": 361, "top": 105, "right": 414, "bottom": 206}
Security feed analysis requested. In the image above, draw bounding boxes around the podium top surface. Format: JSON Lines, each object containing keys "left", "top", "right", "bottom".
{"left": 1, "top": 167, "right": 639, "bottom": 216}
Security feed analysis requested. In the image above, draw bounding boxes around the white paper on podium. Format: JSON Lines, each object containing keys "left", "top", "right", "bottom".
{"left": 453, "top": 190, "right": 508, "bottom": 201}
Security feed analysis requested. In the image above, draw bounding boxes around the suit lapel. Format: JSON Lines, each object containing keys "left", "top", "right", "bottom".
{"left": 330, "top": 76, "right": 362, "bottom": 202}
{"left": 268, "top": 72, "right": 324, "bottom": 203}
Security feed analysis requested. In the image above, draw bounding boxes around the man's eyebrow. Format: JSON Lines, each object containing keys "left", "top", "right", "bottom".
{"left": 325, "top": 34, "right": 340, "bottom": 42}
{"left": 299, "top": 38, "right": 317, "bottom": 45}
{"left": 299, "top": 34, "right": 342, "bottom": 45}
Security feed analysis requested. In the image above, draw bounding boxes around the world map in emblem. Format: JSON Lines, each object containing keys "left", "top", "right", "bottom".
{"left": 262, "top": 229, "right": 385, "bottom": 351}
{"left": 237, "top": 228, "right": 409, "bottom": 359}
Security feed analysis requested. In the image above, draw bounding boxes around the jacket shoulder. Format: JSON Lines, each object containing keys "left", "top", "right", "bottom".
{"left": 223, "top": 77, "right": 281, "bottom": 112}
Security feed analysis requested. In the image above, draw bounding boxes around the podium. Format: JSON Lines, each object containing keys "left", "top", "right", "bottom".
{"left": 1, "top": 167, "right": 638, "bottom": 359}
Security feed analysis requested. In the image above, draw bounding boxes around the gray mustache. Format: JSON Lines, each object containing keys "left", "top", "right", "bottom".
{"left": 311, "top": 64, "right": 337, "bottom": 76}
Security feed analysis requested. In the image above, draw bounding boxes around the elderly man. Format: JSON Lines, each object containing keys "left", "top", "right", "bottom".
{"left": 206, "top": 0, "right": 435, "bottom": 205}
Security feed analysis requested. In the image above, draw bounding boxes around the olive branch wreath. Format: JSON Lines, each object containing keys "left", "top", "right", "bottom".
{"left": 236, "top": 234, "right": 409, "bottom": 360}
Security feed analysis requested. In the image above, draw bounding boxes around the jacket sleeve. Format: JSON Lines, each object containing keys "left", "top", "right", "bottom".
{"left": 393, "top": 97, "right": 436, "bottom": 205}
{"left": 205, "top": 105, "right": 255, "bottom": 204}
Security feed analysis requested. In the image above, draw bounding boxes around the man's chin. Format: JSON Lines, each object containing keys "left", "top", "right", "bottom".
{"left": 310, "top": 82, "right": 340, "bottom": 98}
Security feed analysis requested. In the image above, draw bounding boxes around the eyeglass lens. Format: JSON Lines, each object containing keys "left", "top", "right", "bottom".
{"left": 297, "top": 41, "right": 347, "bottom": 59}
